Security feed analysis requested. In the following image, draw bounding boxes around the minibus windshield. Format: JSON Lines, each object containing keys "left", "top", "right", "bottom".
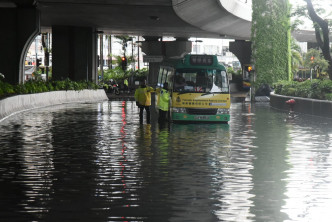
{"left": 173, "top": 69, "right": 229, "bottom": 93}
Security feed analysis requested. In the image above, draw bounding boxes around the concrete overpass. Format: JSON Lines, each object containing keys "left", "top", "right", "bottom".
{"left": 0, "top": 0, "right": 323, "bottom": 85}
{"left": 38, "top": 0, "right": 251, "bottom": 39}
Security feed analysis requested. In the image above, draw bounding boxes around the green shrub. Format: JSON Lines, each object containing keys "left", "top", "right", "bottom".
{"left": 294, "top": 81, "right": 311, "bottom": 98}
{"left": 326, "top": 93, "right": 332, "bottom": 101}
{"left": 0, "top": 81, "right": 15, "bottom": 96}
{"left": 274, "top": 79, "right": 332, "bottom": 100}
{"left": 0, "top": 78, "right": 99, "bottom": 100}
{"left": 320, "top": 80, "right": 332, "bottom": 93}
{"left": 284, "top": 87, "right": 296, "bottom": 96}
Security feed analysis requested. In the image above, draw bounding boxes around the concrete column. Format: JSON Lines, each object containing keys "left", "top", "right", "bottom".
{"left": 229, "top": 40, "right": 252, "bottom": 66}
{"left": 165, "top": 37, "right": 192, "bottom": 58}
{"left": 0, "top": 6, "right": 39, "bottom": 84}
{"left": 141, "top": 37, "right": 192, "bottom": 86}
{"left": 141, "top": 36, "right": 162, "bottom": 86}
{"left": 52, "top": 26, "right": 98, "bottom": 82}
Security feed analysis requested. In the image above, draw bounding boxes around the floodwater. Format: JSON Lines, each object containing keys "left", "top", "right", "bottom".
{"left": 0, "top": 101, "right": 332, "bottom": 222}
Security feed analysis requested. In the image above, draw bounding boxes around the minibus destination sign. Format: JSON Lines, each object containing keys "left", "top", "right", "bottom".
{"left": 190, "top": 55, "right": 213, "bottom": 66}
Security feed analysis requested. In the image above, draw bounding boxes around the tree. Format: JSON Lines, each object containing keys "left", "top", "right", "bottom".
{"left": 41, "top": 33, "right": 51, "bottom": 80}
{"left": 304, "top": 48, "right": 329, "bottom": 77}
{"left": 115, "top": 55, "right": 134, "bottom": 69}
{"left": 291, "top": 38, "right": 303, "bottom": 76}
{"left": 293, "top": 0, "right": 332, "bottom": 79}
{"left": 115, "top": 35, "right": 133, "bottom": 57}
{"left": 105, "top": 35, "right": 113, "bottom": 69}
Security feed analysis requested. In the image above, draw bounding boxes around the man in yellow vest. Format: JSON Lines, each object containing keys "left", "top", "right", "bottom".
{"left": 134, "top": 80, "right": 154, "bottom": 124}
{"left": 157, "top": 82, "right": 170, "bottom": 124}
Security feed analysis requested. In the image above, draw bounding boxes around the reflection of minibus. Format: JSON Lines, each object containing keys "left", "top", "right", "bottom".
{"left": 155, "top": 54, "right": 230, "bottom": 123}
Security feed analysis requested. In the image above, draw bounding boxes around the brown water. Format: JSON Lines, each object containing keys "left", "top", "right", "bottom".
{"left": 0, "top": 101, "right": 331, "bottom": 222}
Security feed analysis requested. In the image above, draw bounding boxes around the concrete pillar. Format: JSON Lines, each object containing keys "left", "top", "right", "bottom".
{"left": 229, "top": 40, "right": 252, "bottom": 66}
{"left": 165, "top": 37, "right": 192, "bottom": 58}
{"left": 140, "top": 36, "right": 161, "bottom": 86}
{"left": 52, "top": 26, "right": 98, "bottom": 83}
{"left": 0, "top": 6, "right": 39, "bottom": 84}
{"left": 141, "top": 37, "right": 192, "bottom": 86}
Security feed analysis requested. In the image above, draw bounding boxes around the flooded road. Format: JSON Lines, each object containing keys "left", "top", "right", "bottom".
{"left": 0, "top": 101, "right": 332, "bottom": 222}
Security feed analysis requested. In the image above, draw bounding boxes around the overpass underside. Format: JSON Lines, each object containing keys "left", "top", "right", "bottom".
{"left": 0, "top": 0, "right": 317, "bottom": 85}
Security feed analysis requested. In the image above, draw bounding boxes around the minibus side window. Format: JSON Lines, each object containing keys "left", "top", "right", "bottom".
{"left": 157, "top": 68, "right": 164, "bottom": 87}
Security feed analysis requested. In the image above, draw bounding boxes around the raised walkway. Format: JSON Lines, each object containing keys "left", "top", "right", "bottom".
{"left": 0, "top": 89, "right": 108, "bottom": 121}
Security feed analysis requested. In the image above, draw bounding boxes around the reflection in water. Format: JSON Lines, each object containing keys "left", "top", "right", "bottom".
{"left": 282, "top": 119, "right": 332, "bottom": 222}
{"left": 0, "top": 101, "right": 332, "bottom": 221}
{"left": 249, "top": 103, "right": 290, "bottom": 222}
{"left": 213, "top": 103, "right": 255, "bottom": 221}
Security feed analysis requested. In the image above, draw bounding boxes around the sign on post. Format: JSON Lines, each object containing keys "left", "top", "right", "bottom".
{"left": 143, "top": 56, "right": 164, "bottom": 63}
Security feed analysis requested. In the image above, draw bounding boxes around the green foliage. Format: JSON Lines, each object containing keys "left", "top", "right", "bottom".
{"left": 100, "top": 67, "right": 148, "bottom": 83}
{"left": 326, "top": 93, "right": 332, "bottom": 101}
{"left": 0, "top": 78, "right": 98, "bottom": 99}
{"left": 14, "top": 80, "right": 49, "bottom": 94}
{"left": 0, "top": 81, "right": 15, "bottom": 97}
{"left": 132, "top": 68, "right": 149, "bottom": 81}
{"left": 304, "top": 48, "right": 329, "bottom": 71}
{"left": 274, "top": 79, "right": 332, "bottom": 100}
{"left": 102, "top": 67, "right": 126, "bottom": 82}
{"left": 52, "top": 79, "right": 98, "bottom": 91}
{"left": 251, "top": 0, "right": 292, "bottom": 87}
{"left": 114, "top": 55, "right": 135, "bottom": 68}
{"left": 291, "top": 38, "right": 303, "bottom": 75}
{"left": 114, "top": 35, "right": 134, "bottom": 55}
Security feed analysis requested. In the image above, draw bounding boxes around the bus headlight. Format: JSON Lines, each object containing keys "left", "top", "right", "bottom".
{"left": 216, "top": 108, "right": 229, "bottom": 114}
{"left": 172, "top": 107, "right": 187, "bottom": 113}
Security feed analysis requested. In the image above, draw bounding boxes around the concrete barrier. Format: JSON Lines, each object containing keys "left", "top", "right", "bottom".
{"left": 270, "top": 93, "right": 332, "bottom": 118}
{"left": 0, "top": 89, "right": 108, "bottom": 121}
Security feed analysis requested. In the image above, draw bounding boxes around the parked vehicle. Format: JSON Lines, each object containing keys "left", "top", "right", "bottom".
{"left": 108, "top": 79, "right": 120, "bottom": 95}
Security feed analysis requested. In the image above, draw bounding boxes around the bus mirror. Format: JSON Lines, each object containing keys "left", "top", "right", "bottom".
{"left": 228, "top": 73, "right": 232, "bottom": 81}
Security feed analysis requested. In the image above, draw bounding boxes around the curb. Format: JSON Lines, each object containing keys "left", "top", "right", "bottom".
{"left": 270, "top": 93, "right": 332, "bottom": 118}
{"left": 0, "top": 89, "right": 108, "bottom": 121}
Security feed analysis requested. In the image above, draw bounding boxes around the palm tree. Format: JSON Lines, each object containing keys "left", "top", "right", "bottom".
{"left": 115, "top": 35, "right": 133, "bottom": 57}
{"left": 291, "top": 38, "right": 303, "bottom": 77}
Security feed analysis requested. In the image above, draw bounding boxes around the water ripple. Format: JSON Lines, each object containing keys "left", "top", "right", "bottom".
{"left": 0, "top": 101, "right": 332, "bottom": 221}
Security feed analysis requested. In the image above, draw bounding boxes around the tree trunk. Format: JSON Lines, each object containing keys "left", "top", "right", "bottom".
{"left": 305, "top": 0, "right": 332, "bottom": 79}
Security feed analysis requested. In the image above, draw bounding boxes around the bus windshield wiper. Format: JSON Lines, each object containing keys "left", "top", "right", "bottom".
{"left": 176, "top": 91, "right": 191, "bottom": 94}
{"left": 200, "top": 92, "right": 213, "bottom": 96}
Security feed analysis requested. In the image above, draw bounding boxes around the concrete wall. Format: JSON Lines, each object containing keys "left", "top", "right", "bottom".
{"left": 270, "top": 93, "right": 332, "bottom": 118}
{"left": 0, "top": 7, "right": 39, "bottom": 84}
{"left": 0, "top": 89, "right": 108, "bottom": 121}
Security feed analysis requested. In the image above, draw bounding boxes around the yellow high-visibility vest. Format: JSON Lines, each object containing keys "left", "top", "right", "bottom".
{"left": 158, "top": 88, "right": 170, "bottom": 111}
{"left": 134, "top": 86, "right": 154, "bottom": 106}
